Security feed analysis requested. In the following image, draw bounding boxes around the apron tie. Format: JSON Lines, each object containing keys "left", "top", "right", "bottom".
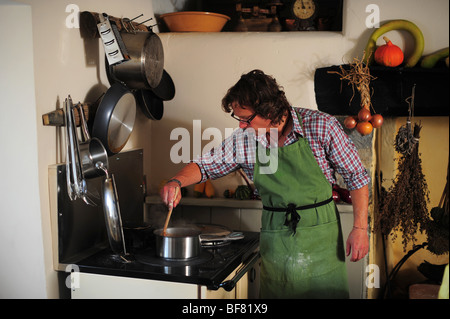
{"left": 263, "top": 197, "right": 334, "bottom": 235}
{"left": 284, "top": 204, "right": 301, "bottom": 234}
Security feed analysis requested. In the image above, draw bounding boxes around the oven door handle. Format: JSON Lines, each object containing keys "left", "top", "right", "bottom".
{"left": 216, "top": 251, "right": 260, "bottom": 292}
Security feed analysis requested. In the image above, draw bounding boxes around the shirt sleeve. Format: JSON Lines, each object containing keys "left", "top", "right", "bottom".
{"left": 192, "top": 132, "right": 241, "bottom": 183}
{"left": 324, "top": 117, "right": 371, "bottom": 191}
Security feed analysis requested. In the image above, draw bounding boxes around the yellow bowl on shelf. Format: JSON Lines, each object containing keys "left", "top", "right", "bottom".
{"left": 159, "top": 11, "right": 231, "bottom": 32}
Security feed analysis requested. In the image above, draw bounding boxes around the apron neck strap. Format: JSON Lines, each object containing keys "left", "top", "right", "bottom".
{"left": 292, "top": 108, "right": 304, "bottom": 137}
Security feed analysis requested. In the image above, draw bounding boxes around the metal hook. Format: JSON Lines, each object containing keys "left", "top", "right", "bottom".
{"left": 136, "top": 17, "right": 153, "bottom": 25}
{"left": 129, "top": 14, "right": 144, "bottom": 22}
{"left": 120, "top": 17, "right": 132, "bottom": 33}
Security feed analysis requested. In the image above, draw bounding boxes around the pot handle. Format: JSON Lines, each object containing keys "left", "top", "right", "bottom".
{"left": 209, "top": 251, "right": 260, "bottom": 292}
{"left": 199, "top": 232, "right": 244, "bottom": 243}
{"left": 77, "top": 102, "right": 91, "bottom": 142}
{"left": 65, "top": 96, "right": 83, "bottom": 200}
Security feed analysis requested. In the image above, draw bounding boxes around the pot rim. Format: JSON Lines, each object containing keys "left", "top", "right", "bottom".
{"left": 153, "top": 227, "right": 201, "bottom": 238}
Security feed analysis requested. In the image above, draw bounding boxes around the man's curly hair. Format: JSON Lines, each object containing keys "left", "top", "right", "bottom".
{"left": 221, "top": 70, "right": 291, "bottom": 125}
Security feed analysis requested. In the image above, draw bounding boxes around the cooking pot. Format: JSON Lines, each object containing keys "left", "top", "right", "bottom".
{"left": 154, "top": 225, "right": 245, "bottom": 260}
{"left": 76, "top": 103, "right": 109, "bottom": 179}
{"left": 154, "top": 227, "right": 201, "bottom": 260}
{"left": 107, "top": 31, "right": 164, "bottom": 89}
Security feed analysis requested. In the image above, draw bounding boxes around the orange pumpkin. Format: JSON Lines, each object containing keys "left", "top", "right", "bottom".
{"left": 374, "top": 36, "right": 404, "bottom": 67}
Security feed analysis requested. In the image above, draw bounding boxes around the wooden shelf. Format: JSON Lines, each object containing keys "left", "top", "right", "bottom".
{"left": 145, "top": 195, "right": 353, "bottom": 213}
{"left": 315, "top": 65, "right": 450, "bottom": 117}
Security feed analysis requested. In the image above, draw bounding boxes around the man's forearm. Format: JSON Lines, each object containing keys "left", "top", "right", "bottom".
{"left": 169, "top": 163, "right": 203, "bottom": 188}
{"left": 349, "top": 185, "right": 369, "bottom": 229}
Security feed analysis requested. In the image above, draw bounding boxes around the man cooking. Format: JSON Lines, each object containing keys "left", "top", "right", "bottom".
{"left": 161, "top": 69, "right": 370, "bottom": 299}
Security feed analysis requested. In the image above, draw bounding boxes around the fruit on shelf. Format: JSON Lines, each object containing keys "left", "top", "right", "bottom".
{"left": 420, "top": 47, "right": 449, "bottom": 68}
{"left": 363, "top": 19, "right": 424, "bottom": 68}
{"left": 234, "top": 185, "right": 252, "bottom": 200}
{"left": 193, "top": 182, "right": 206, "bottom": 198}
{"left": 374, "top": 36, "right": 404, "bottom": 67}
{"left": 223, "top": 189, "right": 235, "bottom": 198}
{"left": 204, "top": 180, "right": 215, "bottom": 198}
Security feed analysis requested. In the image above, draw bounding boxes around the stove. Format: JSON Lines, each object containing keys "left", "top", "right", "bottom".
{"left": 49, "top": 149, "right": 260, "bottom": 298}
{"left": 75, "top": 230, "right": 259, "bottom": 290}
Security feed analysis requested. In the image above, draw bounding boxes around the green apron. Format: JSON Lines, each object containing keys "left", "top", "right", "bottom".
{"left": 253, "top": 114, "right": 349, "bottom": 299}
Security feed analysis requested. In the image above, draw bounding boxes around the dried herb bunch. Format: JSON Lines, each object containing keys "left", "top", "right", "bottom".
{"left": 376, "top": 122, "right": 430, "bottom": 251}
{"left": 328, "top": 53, "right": 376, "bottom": 110}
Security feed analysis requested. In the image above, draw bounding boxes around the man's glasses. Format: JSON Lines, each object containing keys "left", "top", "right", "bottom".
{"left": 230, "top": 112, "right": 257, "bottom": 125}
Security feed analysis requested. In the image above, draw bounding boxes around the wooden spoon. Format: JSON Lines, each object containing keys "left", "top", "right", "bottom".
{"left": 162, "top": 187, "right": 179, "bottom": 236}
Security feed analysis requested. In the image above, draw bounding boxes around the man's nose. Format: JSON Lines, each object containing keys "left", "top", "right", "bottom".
{"left": 239, "top": 122, "right": 248, "bottom": 129}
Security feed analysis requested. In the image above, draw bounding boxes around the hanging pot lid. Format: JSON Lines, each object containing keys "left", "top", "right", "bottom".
{"left": 96, "top": 162, "right": 127, "bottom": 255}
{"left": 135, "top": 89, "right": 164, "bottom": 120}
{"left": 92, "top": 83, "right": 136, "bottom": 155}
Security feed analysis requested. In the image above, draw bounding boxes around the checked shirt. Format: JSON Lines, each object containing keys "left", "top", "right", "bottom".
{"left": 193, "top": 107, "right": 370, "bottom": 191}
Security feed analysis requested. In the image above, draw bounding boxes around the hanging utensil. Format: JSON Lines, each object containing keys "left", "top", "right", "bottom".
{"left": 92, "top": 83, "right": 136, "bottom": 156}
{"left": 134, "top": 89, "right": 163, "bottom": 120}
{"left": 65, "top": 96, "right": 83, "bottom": 201}
{"left": 150, "top": 69, "right": 175, "bottom": 101}
{"left": 106, "top": 31, "right": 164, "bottom": 89}
{"left": 96, "top": 162, "right": 127, "bottom": 255}
{"left": 97, "top": 13, "right": 129, "bottom": 65}
{"left": 64, "top": 96, "right": 108, "bottom": 205}
{"left": 76, "top": 103, "right": 109, "bottom": 179}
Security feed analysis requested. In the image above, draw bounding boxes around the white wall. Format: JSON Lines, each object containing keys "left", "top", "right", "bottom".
{"left": 0, "top": 0, "right": 46, "bottom": 298}
{"left": 1, "top": 0, "right": 157, "bottom": 298}
{"left": 0, "top": 0, "right": 447, "bottom": 298}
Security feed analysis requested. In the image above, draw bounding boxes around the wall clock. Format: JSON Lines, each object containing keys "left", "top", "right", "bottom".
{"left": 292, "top": 0, "right": 317, "bottom": 30}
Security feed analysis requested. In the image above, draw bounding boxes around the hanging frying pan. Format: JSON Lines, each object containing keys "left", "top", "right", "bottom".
{"left": 151, "top": 69, "right": 175, "bottom": 101}
{"left": 92, "top": 83, "right": 136, "bottom": 155}
{"left": 135, "top": 89, "right": 164, "bottom": 120}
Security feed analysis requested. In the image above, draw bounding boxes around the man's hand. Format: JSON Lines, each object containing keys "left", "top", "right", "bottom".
{"left": 347, "top": 185, "right": 369, "bottom": 262}
{"left": 346, "top": 227, "right": 369, "bottom": 262}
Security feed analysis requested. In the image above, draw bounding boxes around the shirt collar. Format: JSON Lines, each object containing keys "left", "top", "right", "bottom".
{"left": 289, "top": 106, "right": 304, "bottom": 137}
{"left": 252, "top": 106, "right": 304, "bottom": 146}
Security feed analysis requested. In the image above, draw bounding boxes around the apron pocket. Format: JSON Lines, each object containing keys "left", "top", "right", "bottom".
{"left": 260, "top": 220, "right": 345, "bottom": 282}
